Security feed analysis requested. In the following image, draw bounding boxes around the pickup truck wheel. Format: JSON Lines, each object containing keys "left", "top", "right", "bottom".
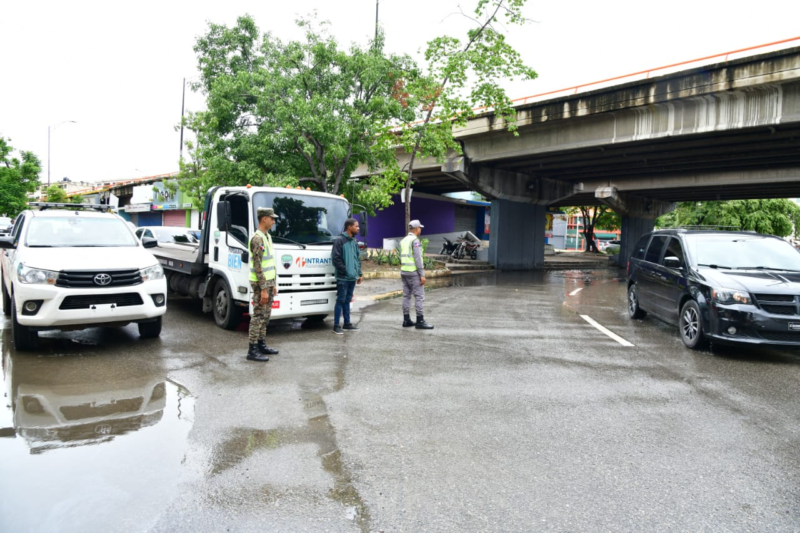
{"left": 11, "top": 295, "right": 37, "bottom": 351}
{"left": 213, "top": 278, "right": 243, "bottom": 330}
{"left": 1, "top": 274, "right": 10, "bottom": 317}
{"left": 138, "top": 317, "right": 162, "bottom": 338}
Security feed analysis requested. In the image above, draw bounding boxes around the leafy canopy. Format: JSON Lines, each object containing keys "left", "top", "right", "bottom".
{"left": 657, "top": 200, "right": 800, "bottom": 238}
{"left": 390, "top": 0, "right": 538, "bottom": 228}
{"left": 0, "top": 137, "right": 41, "bottom": 217}
{"left": 178, "top": 15, "right": 416, "bottom": 212}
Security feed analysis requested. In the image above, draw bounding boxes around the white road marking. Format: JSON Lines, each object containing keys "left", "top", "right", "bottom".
{"left": 569, "top": 288, "right": 583, "bottom": 296}
{"left": 580, "top": 315, "right": 635, "bottom": 347}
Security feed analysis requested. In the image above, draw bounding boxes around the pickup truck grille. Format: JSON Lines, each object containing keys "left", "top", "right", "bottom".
{"left": 60, "top": 293, "right": 144, "bottom": 310}
{"left": 57, "top": 269, "right": 142, "bottom": 288}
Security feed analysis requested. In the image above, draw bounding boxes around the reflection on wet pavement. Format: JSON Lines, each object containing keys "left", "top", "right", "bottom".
{"left": 0, "top": 328, "right": 195, "bottom": 532}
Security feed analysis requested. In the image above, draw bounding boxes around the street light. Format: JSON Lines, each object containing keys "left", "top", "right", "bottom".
{"left": 48, "top": 120, "right": 77, "bottom": 186}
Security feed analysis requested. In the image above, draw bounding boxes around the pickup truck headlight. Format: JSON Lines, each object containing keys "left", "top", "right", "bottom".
{"left": 711, "top": 288, "right": 751, "bottom": 305}
{"left": 140, "top": 264, "right": 165, "bottom": 282}
{"left": 17, "top": 264, "right": 58, "bottom": 285}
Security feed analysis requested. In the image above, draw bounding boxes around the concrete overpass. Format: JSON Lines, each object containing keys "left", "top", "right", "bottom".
{"left": 359, "top": 42, "right": 800, "bottom": 269}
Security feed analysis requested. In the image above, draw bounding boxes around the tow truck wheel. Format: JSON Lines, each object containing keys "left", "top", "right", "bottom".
{"left": 213, "top": 278, "right": 243, "bottom": 330}
{"left": 11, "top": 295, "right": 37, "bottom": 351}
{"left": 1, "top": 274, "right": 10, "bottom": 317}
{"left": 138, "top": 316, "right": 162, "bottom": 338}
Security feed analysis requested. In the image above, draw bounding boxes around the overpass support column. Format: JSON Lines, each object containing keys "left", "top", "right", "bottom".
{"left": 596, "top": 187, "right": 676, "bottom": 265}
{"left": 489, "top": 200, "right": 547, "bottom": 269}
{"left": 443, "top": 160, "right": 581, "bottom": 270}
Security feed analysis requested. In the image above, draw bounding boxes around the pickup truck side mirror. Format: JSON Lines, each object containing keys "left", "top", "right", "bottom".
{"left": 0, "top": 235, "right": 16, "bottom": 249}
{"left": 216, "top": 201, "right": 231, "bottom": 232}
{"left": 142, "top": 237, "right": 158, "bottom": 249}
{"left": 663, "top": 256, "right": 683, "bottom": 269}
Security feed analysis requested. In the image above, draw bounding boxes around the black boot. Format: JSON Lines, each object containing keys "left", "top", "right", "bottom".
{"left": 247, "top": 343, "right": 269, "bottom": 362}
{"left": 402, "top": 314, "right": 415, "bottom": 327}
{"left": 257, "top": 340, "right": 279, "bottom": 355}
{"left": 415, "top": 315, "right": 434, "bottom": 330}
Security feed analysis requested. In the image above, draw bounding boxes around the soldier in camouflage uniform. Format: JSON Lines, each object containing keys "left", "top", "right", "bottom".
{"left": 247, "top": 207, "right": 280, "bottom": 362}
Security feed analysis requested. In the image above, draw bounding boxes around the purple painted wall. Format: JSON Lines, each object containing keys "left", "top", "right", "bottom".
{"left": 361, "top": 195, "right": 455, "bottom": 248}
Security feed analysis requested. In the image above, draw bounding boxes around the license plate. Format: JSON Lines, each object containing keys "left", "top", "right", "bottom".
{"left": 301, "top": 299, "right": 328, "bottom": 306}
{"left": 790, "top": 323, "right": 800, "bottom": 331}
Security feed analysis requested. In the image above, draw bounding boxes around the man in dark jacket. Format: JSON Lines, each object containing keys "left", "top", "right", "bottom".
{"left": 330, "top": 218, "right": 363, "bottom": 335}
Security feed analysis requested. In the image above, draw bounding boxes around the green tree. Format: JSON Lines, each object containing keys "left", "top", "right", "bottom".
{"left": 566, "top": 206, "right": 620, "bottom": 252}
{"left": 179, "top": 15, "right": 415, "bottom": 213}
{"left": 71, "top": 194, "right": 85, "bottom": 204}
{"left": 390, "top": 0, "right": 538, "bottom": 229}
{"left": 44, "top": 185, "right": 68, "bottom": 203}
{"left": 656, "top": 199, "right": 800, "bottom": 238}
{"left": 0, "top": 137, "right": 41, "bottom": 217}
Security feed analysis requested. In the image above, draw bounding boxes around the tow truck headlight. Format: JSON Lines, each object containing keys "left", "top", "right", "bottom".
{"left": 17, "top": 264, "right": 58, "bottom": 285}
{"left": 711, "top": 288, "right": 751, "bottom": 305}
{"left": 140, "top": 264, "right": 164, "bottom": 282}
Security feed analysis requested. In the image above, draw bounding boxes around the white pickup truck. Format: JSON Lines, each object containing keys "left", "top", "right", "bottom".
{"left": 153, "top": 186, "right": 358, "bottom": 329}
{"left": 0, "top": 203, "right": 168, "bottom": 351}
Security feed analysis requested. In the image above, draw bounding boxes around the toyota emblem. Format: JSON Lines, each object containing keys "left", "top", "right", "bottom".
{"left": 93, "top": 273, "right": 112, "bottom": 286}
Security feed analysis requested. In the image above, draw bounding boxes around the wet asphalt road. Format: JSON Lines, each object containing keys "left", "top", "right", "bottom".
{"left": 1, "top": 270, "right": 799, "bottom": 532}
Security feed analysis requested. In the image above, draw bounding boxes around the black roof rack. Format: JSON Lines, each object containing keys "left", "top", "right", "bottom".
{"left": 28, "top": 202, "right": 114, "bottom": 212}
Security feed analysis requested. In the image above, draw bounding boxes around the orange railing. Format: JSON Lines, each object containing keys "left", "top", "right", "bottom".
{"left": 509, "top": 35, "right": 800, "bottom": 107}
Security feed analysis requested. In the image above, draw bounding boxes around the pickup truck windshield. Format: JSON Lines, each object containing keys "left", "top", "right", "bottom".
{"left": 26, "top": 217, "right": 138, "bottom": 247}
{"left": 253, "top": 192, "right": 349, "bottom": 245}
{"left": 686, "top": 235, "right": 800, "bottom": 271}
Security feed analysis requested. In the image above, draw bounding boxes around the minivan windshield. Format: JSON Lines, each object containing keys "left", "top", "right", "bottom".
{"left": 686, "top": 235, "right": 800, "bottom": 271}
{"left": 26, "top": 217, "right": 138, "bottom": 247}
{"left": 253, "top": 192, "right": 349, "bottom": 245}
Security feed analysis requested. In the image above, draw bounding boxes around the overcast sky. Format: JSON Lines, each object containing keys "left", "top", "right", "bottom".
{"left": 1, "top": 0, "right": 798, "bottom": 185}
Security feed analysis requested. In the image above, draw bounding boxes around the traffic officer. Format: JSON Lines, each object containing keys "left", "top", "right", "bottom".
{"left": 247, "top": 207, "right": 280, "bottom": 361}
{"left": 400, "top": 220, "right": 434, "bottom": 329}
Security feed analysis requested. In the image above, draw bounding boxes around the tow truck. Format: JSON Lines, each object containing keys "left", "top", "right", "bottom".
{"left": 153, "top": 186, "right": 359, "bottom": 329}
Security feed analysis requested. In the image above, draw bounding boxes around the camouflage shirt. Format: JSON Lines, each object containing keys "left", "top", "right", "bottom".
{"left": 250, "top": 233, "right": 273, "bottom": 289}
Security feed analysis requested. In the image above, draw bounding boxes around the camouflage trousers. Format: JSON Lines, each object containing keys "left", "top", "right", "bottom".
{"left": 249, "top": 280, "right": 275, "bottom": 343}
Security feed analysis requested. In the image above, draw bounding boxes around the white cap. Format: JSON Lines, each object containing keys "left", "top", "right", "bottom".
{"left": 409, "top": 220, "right": 424, "bottom": 228}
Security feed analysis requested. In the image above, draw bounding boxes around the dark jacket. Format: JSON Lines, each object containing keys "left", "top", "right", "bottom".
{"left": 331, "top": 232, "right": 362, "bottom": 282}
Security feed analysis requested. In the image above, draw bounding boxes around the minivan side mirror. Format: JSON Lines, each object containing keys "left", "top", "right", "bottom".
{"left": 663, "top": 256, "right": 682, "bottom": 269}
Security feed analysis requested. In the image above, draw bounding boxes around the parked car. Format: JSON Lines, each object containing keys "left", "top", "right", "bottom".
{"left": 135, "top": 226, "right": 199, "bottom": 245}
{"left": 604, "top": 239, "right": 621, "bottom": 254}
{"left": 626, "top": 229, "right": 800, "bottom": 350}
{"left": 0, "top": 205, "right": 167, "bottom": 350}
{"left": 0, "top": 216, "right": 13, "bottom": 235}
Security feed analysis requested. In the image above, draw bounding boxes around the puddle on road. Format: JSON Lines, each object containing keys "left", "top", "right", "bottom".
{"left": 0, "top": 330, "right": 195, "bottom": 532}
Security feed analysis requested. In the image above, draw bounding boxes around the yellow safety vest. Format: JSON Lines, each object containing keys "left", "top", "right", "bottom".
{"left": 400, "top": 234, "right": 417, "bottom": 272}
{"left": 249, "top": 229, "right": 276, "bottom": 282}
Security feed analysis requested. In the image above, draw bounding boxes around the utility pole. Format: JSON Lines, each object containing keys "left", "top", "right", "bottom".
{"left": 375, "top": 0, "right": 379, "bottom": 41}
{"left": 180, "top": 77, "right": 186, "bottom": 162}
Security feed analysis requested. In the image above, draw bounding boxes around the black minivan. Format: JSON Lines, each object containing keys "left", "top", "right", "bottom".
{"left": 626, "top": 229, "right": 800, "bottom": 350}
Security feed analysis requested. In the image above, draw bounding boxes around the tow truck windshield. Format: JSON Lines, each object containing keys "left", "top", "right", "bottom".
{"left": 26, "top": 217, "right": 138, "bottom": 247}
{"left": 253, "top": 192, "right": 349, "bottom": 245}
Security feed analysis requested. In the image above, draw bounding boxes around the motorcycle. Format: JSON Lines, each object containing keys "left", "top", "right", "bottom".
{"left": 452, "top": 232, "right": 481, "bottom": 260}
{"left": 440, "top": 237, "right": 459, "bottom": 256}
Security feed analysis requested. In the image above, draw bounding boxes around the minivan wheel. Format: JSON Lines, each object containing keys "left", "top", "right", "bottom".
{"left": 213, "top": 278, "right": 243, "bottom": 330}
{"left": 679, "top": 299, "right": 707, "bottom": 350}
{"left": 627, "top": 283, "right": 646, "bottom": 319}
{"left": 11, "top": 295, "right": 37, "bottom": 351}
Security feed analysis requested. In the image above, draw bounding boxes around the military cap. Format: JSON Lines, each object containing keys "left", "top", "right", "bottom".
{"left": 257, "top": 207, "right": 279, "bottom": 219}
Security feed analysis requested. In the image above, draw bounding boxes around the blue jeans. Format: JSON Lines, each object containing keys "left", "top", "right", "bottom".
{"left": 334, "top": 280, "right": 356, "bottom": 326}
